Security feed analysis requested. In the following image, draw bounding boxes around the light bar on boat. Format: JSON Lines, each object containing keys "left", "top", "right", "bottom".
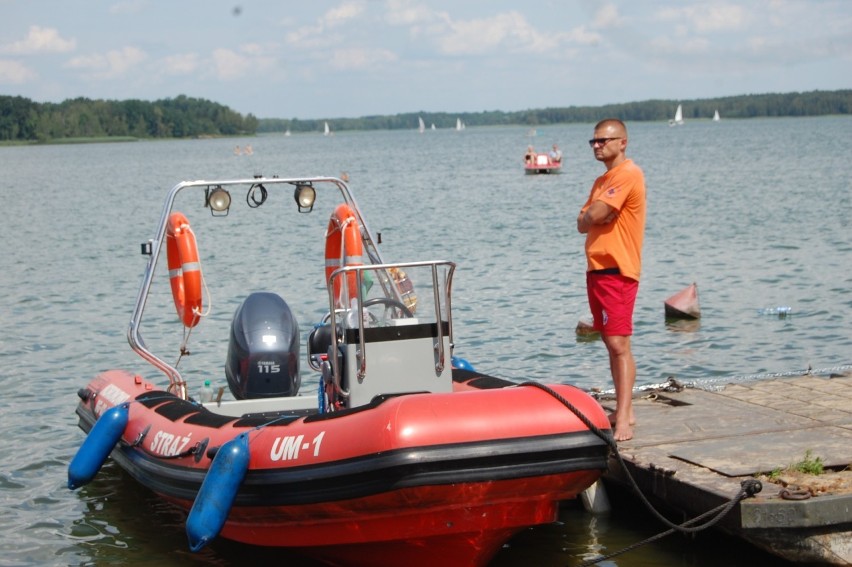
{"left": 294, "top": 184, "right": 316, "bottom": 212}
{"left": 206, "top": 186, "right": 231, "bottom": 214}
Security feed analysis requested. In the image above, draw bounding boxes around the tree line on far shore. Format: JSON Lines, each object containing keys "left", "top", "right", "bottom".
{"left": 260, "top": 89, "right": 851, "bottom": 134}
{"left": 0, "top": 94, "right": 258, "bottom": 142}
{"left": 1, "top": 89, "right": 849, "bottom": 143}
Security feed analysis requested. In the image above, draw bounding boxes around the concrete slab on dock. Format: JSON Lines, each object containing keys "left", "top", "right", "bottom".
{"left": 599, "top": 372, "right": 852, "bottom": 565}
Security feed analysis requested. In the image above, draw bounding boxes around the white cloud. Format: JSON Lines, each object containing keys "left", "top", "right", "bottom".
{"left": 212, "top": 48, "right": 250, "bottom": 80}
{"left": 564, "top": 26, "right": 603, "bottom": 47}
{"left": 285, "top": 25, "right": 327, "bottom": 48}
{"left": 239, "top": 43, "right": 267, "bottom": 56}
{"left": 329, "top": 47, "right": 397, "bottom": 70}
{"left": 324, "top": 1, "right": 366, "bottom": 27}
{"left": 161, "top": 53, "right": 199, "bottom": 75}
{"left": 0, "top": 59, "right": 38, "bottom": 83}
{"left": 656, "top": 4, "right": 747, "bottom": 33}
{"left": 384, "top": 0, "right": 435, "bottom": 26}
{"left": 65, "top": 46, "right": 147, "bottom": 77}
{"left": 210, "top": 47, "right": 277, "bottom": 80}
{"left": 385, "top": 7, "right": 600, "bottom": 58}
{"left": 436, "top": 11, "right": 561, "bottom": 55}
{"left": 0, "top": 26, "right": 76, "bottom": 55}
{"left": 593, "top": 4, "right": 623, "bottom": 28}
{"left": 649, "top": 35, "right": 711, "bottom": 55}
{"left": 287, "top": 1, "right": 366, "bottom": 45}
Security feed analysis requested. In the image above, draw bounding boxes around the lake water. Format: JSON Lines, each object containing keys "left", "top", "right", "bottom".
{"left": 1, "top": 116, "right": 850, "bottom": 566}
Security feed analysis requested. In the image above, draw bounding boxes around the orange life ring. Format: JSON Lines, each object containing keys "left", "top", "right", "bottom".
{"left": 325, "top": 204, "right": 363, "bottom": 307}
{"left": 166, "top": 212, "right": 203, "bottom": 327}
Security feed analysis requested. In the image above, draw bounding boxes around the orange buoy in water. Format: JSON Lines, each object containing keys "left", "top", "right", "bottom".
{"left": 664, "top": 282, "right": 700, "bottom": 319}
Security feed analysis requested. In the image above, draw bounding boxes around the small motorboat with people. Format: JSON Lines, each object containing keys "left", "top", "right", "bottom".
{"left": 524, "top": 144, "right": 563, "bottom": 174}
{"left": 68, "top": 173, "right": 611, "bottom": 566}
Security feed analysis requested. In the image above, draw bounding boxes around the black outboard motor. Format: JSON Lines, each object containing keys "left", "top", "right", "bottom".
{"left": 225, "top": 292, "right": 301, "bottom": 399}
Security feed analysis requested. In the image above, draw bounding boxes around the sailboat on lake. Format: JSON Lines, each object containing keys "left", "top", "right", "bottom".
{"left": 669, "top": 104, "right": 684, "bottom": 126}
{"left": 713, "top": 109, "right": 720, "bottom": 122}
{"left": 324, "top": 121, "right": 331, "bottom": 136}
{"left": 418, "top": 116, "right": 425, "bottom": 134}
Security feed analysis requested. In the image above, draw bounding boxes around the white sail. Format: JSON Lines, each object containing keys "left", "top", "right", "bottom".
{"left": 324, "top": 121, "right": 330, "bottom": 136}
{"left": 431, "top": 123, "right": 435, "bottom": 130}
{"left": 713, "top": 109, "right": 720, "bottom": 122}
{"left": 456, "top": 118, "right": 462, "bottom": 131}
{"left": 418, "top": 117, "right": 425, "bottom": 133}
{"left": 669, "top": 104, "right": 684, "bottom": 126}
{"left": 284, "top": 128, "right": 291, "bottom": 137}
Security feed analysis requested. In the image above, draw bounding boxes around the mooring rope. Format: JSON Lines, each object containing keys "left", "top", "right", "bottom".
{"left": 519, "top": 382, "right": 763, "bottom": 566}
{"left": 590, "top": 363, "right": 852, "bottom": 397}
{"left": 575, "top": 478, "right": 761, "bottom": 566}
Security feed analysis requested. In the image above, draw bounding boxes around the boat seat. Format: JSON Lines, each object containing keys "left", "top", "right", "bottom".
{"left": 308, "top": 324, "right": 332, "bottom": 358}
{"left": 307, "top": 323, "right": 338, "bottom": 373}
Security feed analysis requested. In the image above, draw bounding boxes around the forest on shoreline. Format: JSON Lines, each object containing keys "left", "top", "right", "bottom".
{"left": 0, "top": 94, "right": 257, "bottom": 143}
{"left": 1, "top": 89, "right": 849, "bottom": 143}
{"left": 259, "top": 89, "right": 852, "bottom": 134}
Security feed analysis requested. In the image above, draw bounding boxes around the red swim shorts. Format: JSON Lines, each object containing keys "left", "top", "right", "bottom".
{"left": 586, "top": 272, "right": 639, "bottom": 336}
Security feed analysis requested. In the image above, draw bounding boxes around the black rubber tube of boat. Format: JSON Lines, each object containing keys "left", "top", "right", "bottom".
{"left": 518, "top": 382, "right": 762, "bottom": 537}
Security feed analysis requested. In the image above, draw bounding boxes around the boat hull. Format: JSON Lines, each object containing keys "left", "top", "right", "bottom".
{"left": 73, "top": 369, "right": 610, "bottom": 566}
{"left": 214, "top": 473, "right": 598, "bottom": 566}
{"left": 524, "top": 164, "right": 562, "bottom": 175}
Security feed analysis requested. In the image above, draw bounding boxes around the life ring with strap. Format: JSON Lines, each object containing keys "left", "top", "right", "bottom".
{"left": 324, "top": 203, "right": 363, "bottom": 308}
{"left": 166, "top": 212, "right": 203, "bottom": 327}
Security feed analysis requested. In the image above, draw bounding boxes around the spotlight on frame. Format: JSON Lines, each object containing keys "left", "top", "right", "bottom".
{"left": 294, "top": 184, "right": 316, "bottom": 213}
{"left": 206, "top": 186, "right": 231, "bottom": 216}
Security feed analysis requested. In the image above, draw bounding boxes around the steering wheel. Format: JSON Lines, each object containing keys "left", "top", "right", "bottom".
{"left": 362, "top": 297, "right": 414, "bottom": 320}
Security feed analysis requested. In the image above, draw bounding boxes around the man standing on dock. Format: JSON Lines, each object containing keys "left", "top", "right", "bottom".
{"left": 577, "top": 119, "right": 646, "bottom": 441}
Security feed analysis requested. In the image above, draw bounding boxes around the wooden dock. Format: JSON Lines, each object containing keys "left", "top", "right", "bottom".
{"left": 598, "top": 372, "right": 852, "bottom": 565}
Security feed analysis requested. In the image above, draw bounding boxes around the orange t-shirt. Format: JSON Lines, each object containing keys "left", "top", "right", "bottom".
{"left": 581, "top": 159, "right": 646, "bottom": 281}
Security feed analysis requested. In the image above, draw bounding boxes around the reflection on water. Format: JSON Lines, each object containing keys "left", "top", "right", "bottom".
{"left": 665, "top": 318, "right": 701, "bottom": 333}
{"left": 492, "top": 498, "right": 793, "bottom": 567}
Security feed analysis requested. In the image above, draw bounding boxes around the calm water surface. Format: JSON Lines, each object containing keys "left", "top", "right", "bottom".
{"left": 1, "top": 116, "right": 850, "bottom": 566}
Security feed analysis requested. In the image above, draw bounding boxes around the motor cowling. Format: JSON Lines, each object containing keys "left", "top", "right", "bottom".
{"left": 225, "top": 292, "right": 300, "bottom": 399}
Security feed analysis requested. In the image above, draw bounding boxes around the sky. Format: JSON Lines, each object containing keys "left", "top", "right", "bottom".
{"left": 1, "top": 0, "right": 851, "bottom": 120}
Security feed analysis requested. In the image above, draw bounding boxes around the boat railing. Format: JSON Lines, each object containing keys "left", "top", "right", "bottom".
{"left": 127, "top": 175, "right": 386, "bottom": 400}
{"left": 326, "top": 260, "right": 455, "bottom": 406}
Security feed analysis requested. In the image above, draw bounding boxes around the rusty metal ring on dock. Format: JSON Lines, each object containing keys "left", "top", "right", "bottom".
{"left": 779, "top": 488, "right": 811, "bottom": 500}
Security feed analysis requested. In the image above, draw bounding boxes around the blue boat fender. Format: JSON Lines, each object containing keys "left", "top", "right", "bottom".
{"left": 186, "top": 432, "right": 250, "bottom": 552}
{"left": 451, "top": 356, "right": 475, "bottom": 371}
{"left": 67, "top": 403, "right": 130, "bottom": 489}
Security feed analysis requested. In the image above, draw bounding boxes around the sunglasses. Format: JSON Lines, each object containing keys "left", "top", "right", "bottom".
{"left": 588, "top": 137, "right": 622, "bottom": 147}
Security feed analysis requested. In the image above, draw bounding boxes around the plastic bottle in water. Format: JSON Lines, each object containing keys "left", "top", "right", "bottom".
{"left": 757, "top": 306, "right": 792, "bottom": 317}
{"left": 199, "top": 379, "right": 214, "bottom": 403}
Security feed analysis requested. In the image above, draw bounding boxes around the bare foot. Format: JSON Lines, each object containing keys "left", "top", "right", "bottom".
{"left": 607, "top": 411, "right": 636, "bottom": 427}
{"left": 613, "top": 421, "right": 634, "bottom": 442}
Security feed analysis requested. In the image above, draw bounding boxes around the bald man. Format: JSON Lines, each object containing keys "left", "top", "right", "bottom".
{"left": 577, "top": 119, "right": 646, "bottom": 441}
